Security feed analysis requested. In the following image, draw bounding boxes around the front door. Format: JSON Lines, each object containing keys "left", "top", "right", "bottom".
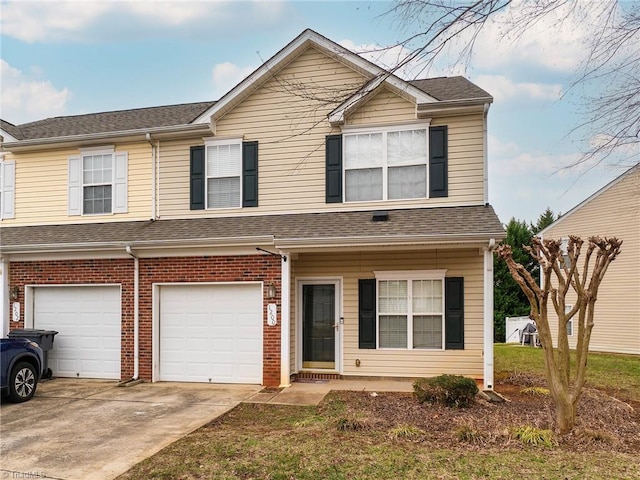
{"left": 301, "top": 283, "right": 337, "bottom": 370}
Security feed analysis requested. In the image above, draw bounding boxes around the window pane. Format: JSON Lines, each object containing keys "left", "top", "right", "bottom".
{"left": 379, "top": 280, "right": 407, "bottom": 314}
{"left": 379, "top": 315, "right": 407, "bottom": 348}
{"left": 389, "top": 165, "right": 426, "bottom": 199}
{"left": 207, "top": 143, "right": 241, "bottom": 178}
{"left": 345, "top": 168, "right": 382, "bottom": 201}
{"left": 413, "top": 315, "right": 442, "bottom": 348}
{"left": 345, "top": 133, "right": 382, "bottom": 169}
{"left": 413, "top": 279, "right": 443, "bottom": 313}
{"left": 388, "top": 129, "right": 427, "bottom": 166}
{"left": 207, "top": 177, "right": 240, "bottom": 208}
{"left": 83, "top": 185, "right": 112, "bottom": 214}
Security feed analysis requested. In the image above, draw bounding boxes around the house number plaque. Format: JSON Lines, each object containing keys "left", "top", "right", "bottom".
{"left": 267, "top": 303, "right": 277, "bottom": 326}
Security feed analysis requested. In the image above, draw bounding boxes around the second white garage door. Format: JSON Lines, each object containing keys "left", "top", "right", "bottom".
{"left": 33, "top": 285, "right": 121, "bottom": 379}
{"left": 158, "top": 284, "right": 263, "bottom": 383}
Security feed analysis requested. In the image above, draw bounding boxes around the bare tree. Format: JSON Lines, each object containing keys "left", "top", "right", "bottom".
{"left": 385, "top": 0, "right": 640, "bottom": 168}
{"left": 496, "top": 236, "right": 622, "bottom": 434}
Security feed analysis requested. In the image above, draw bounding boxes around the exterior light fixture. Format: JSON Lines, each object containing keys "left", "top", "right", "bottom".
{"left": 10, "top": 286, "right": 19, "bottom": 301}
{"left": 267, "top": 282, "right": 277, "bottom": 299}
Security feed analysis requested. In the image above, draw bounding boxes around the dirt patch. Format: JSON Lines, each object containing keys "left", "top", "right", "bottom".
{"left": 317, "top": 377, "right": 640, "bottom": 453}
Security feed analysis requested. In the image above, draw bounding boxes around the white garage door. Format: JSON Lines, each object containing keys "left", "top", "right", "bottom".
{"left": 159, "top": 284, "right": 262, "bottom": 383}
{"left": 33, "top": 286, "right": 121, "bottom": 379}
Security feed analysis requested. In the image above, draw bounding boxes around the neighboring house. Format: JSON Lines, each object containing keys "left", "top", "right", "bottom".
{"left": 540, "top": 164, "right": 640, "bottom": 355}
{"left": 0, "top": 29, "right": 504, "bottom": 388}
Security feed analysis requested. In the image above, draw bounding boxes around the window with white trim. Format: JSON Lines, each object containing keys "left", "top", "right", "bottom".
{"left": 376, "top": 271, "right": 445, "bottom": 349}
{"left": 205, "top": 138, "right": 242, "bottom": 209}
{"left": 68, "top": 147, "right": 127, "bottom": 216}
{"left": 344, "top": 125, "right": 427, "bottom": 202}
{"left": 565, "top": 304, "right": 573, "bottom": 336}
{"left": 83, "top": 153, "right": 113, "bottom": 214}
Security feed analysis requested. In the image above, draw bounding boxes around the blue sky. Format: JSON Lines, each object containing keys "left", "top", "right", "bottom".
{"left": 1, "top": 0, "right": 632, "bottom": 225}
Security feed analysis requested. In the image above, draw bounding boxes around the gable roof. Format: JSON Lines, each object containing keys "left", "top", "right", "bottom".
{"left": 0, "top": 205, "right": 505, "bottom": 253}
{"left": 1, "top": 29, "right": 492, "bottom": 145}
{"left": 539, "top": 163, "right": 640, "bottom": 235}
{"left": 0, "top": 120, "right": 22, "bottom": 142}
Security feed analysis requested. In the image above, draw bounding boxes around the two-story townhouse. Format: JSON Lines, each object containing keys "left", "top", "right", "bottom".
{"left": 0, "top": 29, "right": 505, "bottom": 389}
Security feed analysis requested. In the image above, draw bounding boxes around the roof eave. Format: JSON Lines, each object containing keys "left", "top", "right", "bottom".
{"left": 274, "top": 232, "right": 506, "bottom": 250}
{"left": 2, "top": 123, "right": 212, "bottom": 152}
{"left": 417, "top": 98, "right": 493, "bottom": 118}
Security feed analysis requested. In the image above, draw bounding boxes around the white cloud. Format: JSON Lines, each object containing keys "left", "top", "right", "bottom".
{"left": 475, "top": 75, "right": 562, "bottom": 102}
{"left": 0, "top": 0, "right": 289, "bottom": 43}
{"left": 0, "top": 60, "right": 69, "bottom": 124}
{"left": 211, "top": 62, "right": 256, "bottom": 98}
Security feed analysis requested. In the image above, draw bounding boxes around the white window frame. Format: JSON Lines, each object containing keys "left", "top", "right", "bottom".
{"left": 374, "top": 270, "right": 447, "bottom": 350}
{"left": 204, "top": 137, "right": 243, "bottom": 210}
{"left": 565, "top": 304, "right": 574, "bottom": 336}
{"left": 81, "top": 147, "right": 114, "bottom": 215}
{"left": 342, "top": 122, "right": 430, "bottom": 203}
{"left": 0, "top": 156, "right": 16, "bottom": 220}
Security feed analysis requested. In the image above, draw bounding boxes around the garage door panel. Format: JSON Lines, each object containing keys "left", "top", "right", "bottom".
{"left": 33, "top": 286, "right": 121, "bottom": 379}
{"left": 159, "top": 284, "right": 262, "bottom": 384}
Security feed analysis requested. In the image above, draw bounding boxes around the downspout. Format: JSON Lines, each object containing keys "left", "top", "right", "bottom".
{"left": 146, "top": 133, "right": 157, "bottom": 221}
{"left": 125, "top": 245, "right": 140, "bottom": 382}
{"left": 483, "top": 238, "right": 496, "bottom": 390}
{"left": 483, "top": 103, "right": 490, "bottom": 205}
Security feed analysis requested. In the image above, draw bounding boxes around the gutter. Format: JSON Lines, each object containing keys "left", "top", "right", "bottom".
{"left": 0, "top": 235, "right": 276, "bottom": 255}
{"left": 274, "top": 233, "right": 506, "bottom": 250}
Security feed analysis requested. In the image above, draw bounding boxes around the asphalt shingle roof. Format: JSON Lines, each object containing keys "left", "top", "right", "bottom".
{"left": 3, "top": 101, "right": 216, "bottom": 141}
{"left": 0, "top": 206, "right": 504, "bottom": 251}
{"left": 409, "top": 77, "right": 492, "bottom": 102}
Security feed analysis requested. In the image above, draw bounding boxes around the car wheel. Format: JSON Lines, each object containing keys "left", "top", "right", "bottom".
{"left": 8, "top": 362, "right": 38, "bottom": 403}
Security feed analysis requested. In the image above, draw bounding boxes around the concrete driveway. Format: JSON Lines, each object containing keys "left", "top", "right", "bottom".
{"left": 0, "top": 378, "right": 261, "bottom": 480}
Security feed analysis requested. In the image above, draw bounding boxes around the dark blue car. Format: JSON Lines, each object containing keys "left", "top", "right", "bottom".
{"left": 1, "top": 337, "right": 44, "bottom": 403}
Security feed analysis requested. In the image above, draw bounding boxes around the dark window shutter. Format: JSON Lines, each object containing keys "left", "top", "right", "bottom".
{"left": 359, "top": 279, "right": 376, "bottom": 349}
{"left": 429, "top": 126, "right": 448, "bottom": 198}
{"left": 325, "top": 134, "right": 343, "bottom": 203}
{"left": 190, "top": 146, "right": 205, "bottom": 210}
{"left": 445, "top": 277, "right": 464, "bottom": 349}
{"left": 242, "top": 141, "right": 258, "bottom": 207}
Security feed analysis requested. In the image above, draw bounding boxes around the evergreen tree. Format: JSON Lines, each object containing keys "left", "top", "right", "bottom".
{"left": 532, "top": 207, "right": 558, "bottom": 234}
{"left": 493, "top": 218, "right": 535, "bottom": 341}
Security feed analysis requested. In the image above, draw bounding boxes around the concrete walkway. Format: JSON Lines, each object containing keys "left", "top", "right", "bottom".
{"left": 246, "top": 378, "right": 414, "bottom": 406}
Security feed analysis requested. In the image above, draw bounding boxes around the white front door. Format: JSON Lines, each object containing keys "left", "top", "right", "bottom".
{"left": 32, "top": 285, "right": 121, "bottom": 379}
{"left": 158, "top": 284, "right": 263, "bottom": 383}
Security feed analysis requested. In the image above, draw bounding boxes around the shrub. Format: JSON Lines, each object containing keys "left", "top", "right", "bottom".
{"left": 336, "top": 417, "right": 370, "bottom": 431}
{"left": 520, "top": 386, "right": 550, "bottom": 396}
{"left": 512, "top": 425, "right": 556, "bottom": 448}
{"left": 413, "top": 375, "right": 479, "bottom": 407}
{"left": 455, "top": 425, "right": 485, "bottom": 444}
{"left": 388, "top": 424, "right": 425, "bottom": 440}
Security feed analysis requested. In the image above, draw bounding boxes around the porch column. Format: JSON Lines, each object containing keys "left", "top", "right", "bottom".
{"left": 280, "top": 251, "right": 291, "bottom": 387}
{"left": 483, "top": 243, "right": 495, "bottom": 390}
{"left": 1, "top": 256, "right": 8, "bottom": 336}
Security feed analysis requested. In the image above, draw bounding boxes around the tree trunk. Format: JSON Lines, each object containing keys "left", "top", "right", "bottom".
{"left": 555, "top": 391, "right": 576, "bottom": 435}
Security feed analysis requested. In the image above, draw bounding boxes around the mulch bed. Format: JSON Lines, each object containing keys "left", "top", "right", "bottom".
{"left": 318, "top": 374, "right": 640, "bottom": 453}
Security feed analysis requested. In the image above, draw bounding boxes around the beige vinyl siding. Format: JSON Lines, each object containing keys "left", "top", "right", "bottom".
{"left": 2, "top": 142, "right": 152, "bottom": 226}
{"left": 543, "top": 169, "right": 640, "bottom": 354}
{"left": 346, "top": 88, "right": 416, "bottom": 125}
{"left": 290, "top": 248, "right": 485, "bottom": 379}
{"left": 158, "top": 46, "right": 486, "bottom": 219}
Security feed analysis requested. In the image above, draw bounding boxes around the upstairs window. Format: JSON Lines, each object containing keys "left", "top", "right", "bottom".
{"left": 344, "top": 126, "right": 427, "bottom": 202}
{"left": 68, "top": 147, "right": 127, "bottom": 216}
{"left": 206, "top": 139, "right": 242, "bottom": 209}
{"left": 83, "top": 153, "right": 113, "bottom": 214}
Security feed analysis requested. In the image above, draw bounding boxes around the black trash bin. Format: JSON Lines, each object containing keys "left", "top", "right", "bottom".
{"left": 8, "top": 328, "right": 58, "bottom": 378}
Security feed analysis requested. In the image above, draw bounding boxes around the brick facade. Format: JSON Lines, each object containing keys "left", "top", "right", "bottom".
{"left": 9, "top": 255, "right": 282, "bottom": 386}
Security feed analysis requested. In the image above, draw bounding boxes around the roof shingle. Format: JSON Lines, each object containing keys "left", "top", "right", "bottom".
{"left": 0, "top": 206, "right": 505, "bottom": 251}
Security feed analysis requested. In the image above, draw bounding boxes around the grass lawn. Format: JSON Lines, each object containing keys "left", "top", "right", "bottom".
{"left": 119, "top": 346, "right": 640, "bottom": 480}
{"left": 495, "top": 343, "right": 640, "bottom": 402}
